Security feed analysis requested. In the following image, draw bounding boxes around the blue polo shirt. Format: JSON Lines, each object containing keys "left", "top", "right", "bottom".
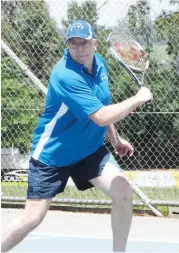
{"left": 31, "top": 49, "right": 111, "bottom": 166}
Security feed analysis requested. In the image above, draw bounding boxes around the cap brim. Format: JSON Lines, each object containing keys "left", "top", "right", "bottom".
{"left": 66, "top": 33, "right": 93, "bottom": 42}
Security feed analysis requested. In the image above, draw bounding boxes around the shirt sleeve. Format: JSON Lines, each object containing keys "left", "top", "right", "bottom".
{"left": 51, "top": 74, "right": 105, "bottom": 121}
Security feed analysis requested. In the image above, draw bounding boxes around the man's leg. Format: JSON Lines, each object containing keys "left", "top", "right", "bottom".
{"left": 1, "top": 198, "right": 51, "bottom": 252}
{"left": 90, "top": 169, "right": 132, "bottom": 252}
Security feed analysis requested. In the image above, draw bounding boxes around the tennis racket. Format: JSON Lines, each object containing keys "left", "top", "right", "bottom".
{"left": 107, "top": 32, "right": 149, "bottom": 88}
{"left": 106, "top": 33, "right": 161, "bottom": 216}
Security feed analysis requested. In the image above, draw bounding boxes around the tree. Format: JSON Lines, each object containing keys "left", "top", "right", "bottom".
{"left": 1, "top": 1, "right": 65, "bottom": 82}
{"left": 62, "top": 1, "right": 98, "bottom": 29}
{"left": 155, "top": 11, "right": 179, "bottom": 59}
{"left": 1, "top": 52, "right": 44, "bottom": 153}
{"left": 1, "top": 1, "right": 65, "bottom": 153}
{"left": 128, "top": 0, "right": 153, "bottom": 51}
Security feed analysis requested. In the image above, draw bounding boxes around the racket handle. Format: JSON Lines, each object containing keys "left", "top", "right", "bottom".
{"left": 145, "top": 100, "right": 152, "bottom": 105}
{"left": 145, "top": 101, "right": 154, "bottom": 112}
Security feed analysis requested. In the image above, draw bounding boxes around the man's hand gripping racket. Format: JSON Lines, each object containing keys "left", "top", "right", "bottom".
{"left": 107, "top": 33, "right": 161, "bottom": 216}
{"left": 107, "top": 32, "right": 153, "bottom": 105}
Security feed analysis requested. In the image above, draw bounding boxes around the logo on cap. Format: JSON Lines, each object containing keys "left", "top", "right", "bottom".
{"left": 69, "top": 22, "right": 84, "bottom": 31}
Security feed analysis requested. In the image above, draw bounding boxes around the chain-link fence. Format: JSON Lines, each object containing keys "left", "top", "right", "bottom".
{"left": 1, "top": 0, "right": 179, "bottom": 213}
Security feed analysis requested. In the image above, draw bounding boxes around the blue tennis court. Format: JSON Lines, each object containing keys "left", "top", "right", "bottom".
{"left": 2, "top": 209, "right": 179, "bottom": 252}
{"left": 9, "top": 233, "right": 179, "bottom": 252}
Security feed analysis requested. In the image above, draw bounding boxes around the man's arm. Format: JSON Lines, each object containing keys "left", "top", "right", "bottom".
{"left": 107, "top": 124, "right": 134, "bottom": 157}
{"left": 89, "top": 87, "right": 153, "bottom": 126}
{"left": 106, "top": 124, "right": 121, "bottom": 145}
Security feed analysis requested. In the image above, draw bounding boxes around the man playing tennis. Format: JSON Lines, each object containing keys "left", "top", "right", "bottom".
{"left": 2, "top": 20, "right": 153, "bottom": 252}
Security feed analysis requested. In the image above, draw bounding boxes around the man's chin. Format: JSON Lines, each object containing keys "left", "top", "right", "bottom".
{"left": 76, "top": 58, "right": 86, "bottom": 64}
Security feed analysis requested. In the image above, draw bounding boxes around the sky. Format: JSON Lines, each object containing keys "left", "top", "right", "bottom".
{"left": 45, "top": 0, "right": 178, "bottom": 29}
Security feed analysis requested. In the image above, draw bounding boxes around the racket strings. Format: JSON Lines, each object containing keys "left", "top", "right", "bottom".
{"left": 109, "top": 34, "right": 148, "bottom": 72}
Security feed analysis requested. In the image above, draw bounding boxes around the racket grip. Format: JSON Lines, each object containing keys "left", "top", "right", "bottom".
{"left": 145, "top": 100, "right": 152, "bottom": 105}
{"left": 145, "top": 101, "right": 154, "bottom": 111}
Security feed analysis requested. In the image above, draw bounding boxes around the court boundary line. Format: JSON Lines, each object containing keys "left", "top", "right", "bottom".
{"left": 28, "top": 232, "right": 179, "bottom": 244}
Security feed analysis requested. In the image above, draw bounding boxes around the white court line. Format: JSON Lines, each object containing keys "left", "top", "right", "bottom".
{"left": 26, "top": 236, "right": 49, "bottom": 240}
{"left": 29, "top": 232, "right": 179, "bottom": 244}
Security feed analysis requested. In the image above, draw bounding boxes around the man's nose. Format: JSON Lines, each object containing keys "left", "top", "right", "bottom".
{"left": 76, "top": 44, "right": 84, "bottom": 52}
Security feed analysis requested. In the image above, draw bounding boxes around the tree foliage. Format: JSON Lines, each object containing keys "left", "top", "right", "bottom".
{"left": 155, "top": 11, "right": 179, "bottom": 59}
{"left": 128, "top": 0, "right": 153, "bottom": 53}
{"left": 1, "top": 0, "right": 64, "bottom": 152}
{"left": 1, "top": 0, "right": 65, "bottom": 82}
{"left": 62, "top": 0, "right": 98, "bottom": 28}
{"left": 1, "top": 52, "right": 44, "bottom": 153}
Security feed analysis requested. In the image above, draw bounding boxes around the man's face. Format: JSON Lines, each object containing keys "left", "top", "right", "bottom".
{"left": 68, "top": 37, "right": 98, "bottom": 66}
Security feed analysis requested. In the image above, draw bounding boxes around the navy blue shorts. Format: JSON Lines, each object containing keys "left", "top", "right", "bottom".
{"left": 27, "top": 145, "right": 120, "bottom": 199}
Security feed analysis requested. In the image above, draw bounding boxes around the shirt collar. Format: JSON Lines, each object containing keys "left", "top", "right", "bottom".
{"left": 64, "top": 48, "right": 84, "bottom": 71}
{"left": 93, "top": 55, "right": 103, "bottom": 77}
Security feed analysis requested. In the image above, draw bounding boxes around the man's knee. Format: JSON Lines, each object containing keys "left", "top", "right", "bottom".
{"left": 110, "top": 175, "right": 132, "bottom": 205}
{"left": 22, "top": 199, "right": 50, "bottom": 231}
{"left": 21, "top": 212, "right": 45, "bottom": 231}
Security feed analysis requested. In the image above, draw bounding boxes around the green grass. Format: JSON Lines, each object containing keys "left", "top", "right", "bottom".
{"left": 1, "top": 182, "right": 179, "bottom": 201}
{"left": 1, "top": 182, "right": 178, "bottom": 216}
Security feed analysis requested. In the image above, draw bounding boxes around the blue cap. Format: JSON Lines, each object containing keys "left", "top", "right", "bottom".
{"left": 66, "top": 20, "right": 97, "bottom": 42}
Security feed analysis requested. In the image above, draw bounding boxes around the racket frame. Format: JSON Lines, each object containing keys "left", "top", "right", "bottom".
{"left": 107, "top": 32, "right": 149, "bottom": 88}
